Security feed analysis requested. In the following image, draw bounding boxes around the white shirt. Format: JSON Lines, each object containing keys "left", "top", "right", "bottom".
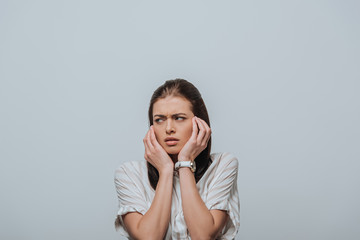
{"left": 114, "top": 152, "right": 240, "bottom": 240}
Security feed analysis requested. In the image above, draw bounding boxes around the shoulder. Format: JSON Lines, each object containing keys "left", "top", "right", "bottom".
{"left": 114, "top": 160, "right": 153, "bottom": 207}
{"left": 198, "top": 152, "right": 239, "bottom": 189}
{"left": 114, "top": 160, "right": 147, "bottom": 181}
{"left": 210, "top": 152, "right": 239, "bottom": 170}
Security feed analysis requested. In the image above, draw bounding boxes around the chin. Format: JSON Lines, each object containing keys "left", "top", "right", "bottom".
{"left": 163, "top": 146, "right": 181, "bottom": 155}
{"left": 165, "top": 149, "right": 180, "bottom": 155}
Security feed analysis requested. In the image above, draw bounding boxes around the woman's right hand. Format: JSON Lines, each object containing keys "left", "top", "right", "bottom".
{"left": 143, "top": 125, "right": 174, "bottom": 175}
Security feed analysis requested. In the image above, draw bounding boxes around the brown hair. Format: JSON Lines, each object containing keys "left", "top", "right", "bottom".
{"left": 147, "top": 78, "right": 212, "bottom": 190}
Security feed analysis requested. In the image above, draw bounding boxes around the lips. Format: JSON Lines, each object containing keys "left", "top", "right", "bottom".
{"left": 165, "top": 137, "right": 179, "bottom": 146}
{"left": 165, "top": 137, "right": 179, "bottom": 142}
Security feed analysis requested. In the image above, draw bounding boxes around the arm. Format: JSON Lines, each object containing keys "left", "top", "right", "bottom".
{"left": 122, "top": 126, "right": 174, "bottom": 240}
{"left": 178, "top": 117, "right": 229, "bottom": 239}
{"left": 122, "top": 167, "right": 173, "bottom": 240}
{"left": 179, "top": 167, "right": 229, "bottom": 240}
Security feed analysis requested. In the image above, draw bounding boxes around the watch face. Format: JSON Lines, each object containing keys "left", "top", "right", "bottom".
{"left": 190, "top": 161, "right": 196, "bottom": 172}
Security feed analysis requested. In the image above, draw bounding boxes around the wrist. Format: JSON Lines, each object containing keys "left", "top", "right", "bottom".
{"left": 178, "top": 156, "right": 193, "bottom": 162}
{"left": 159, "top": 163, "right": 174, "bottom": 176}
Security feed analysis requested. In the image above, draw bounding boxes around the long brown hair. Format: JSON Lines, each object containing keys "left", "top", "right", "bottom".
{"left": 147, "top": 78, "right": 212, "bottom": 190}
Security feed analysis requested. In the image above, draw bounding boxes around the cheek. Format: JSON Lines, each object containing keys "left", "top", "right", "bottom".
{"left": 152, "top": 126, "right": 163, "bottom": 141}
{"left": 153, "top": 127, "right": 160, "bottom": 137}
{"left": 183, "top": 122, "right": 193, "bottom": 138}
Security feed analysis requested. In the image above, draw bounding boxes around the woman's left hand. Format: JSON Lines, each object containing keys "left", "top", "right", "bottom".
{"left": 178, "top": 116, "right": 211, "bottom": 162}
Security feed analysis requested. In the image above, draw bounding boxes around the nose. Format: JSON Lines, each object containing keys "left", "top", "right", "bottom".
{"left": 166, "top": 119, "right": 175, "bottom": 134}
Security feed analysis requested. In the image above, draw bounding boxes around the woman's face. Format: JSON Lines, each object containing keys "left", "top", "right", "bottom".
{"left": 152, "top": 95, "right": 195, "bottom": 155}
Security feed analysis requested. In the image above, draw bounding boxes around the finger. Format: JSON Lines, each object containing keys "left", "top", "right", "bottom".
{"left": 195, "top": 117, "right": 206, "bottom": 144}
{"left": 189, "top": 116, "right": 198, "bottom": 141}
{"left": 198, "top": 118, "right": 211, "bottom": 143}
{"left": 143, "top": 130, "right": 151, "bottom": 160}
{"left": 149, "top": 126, "right": 160, "bottom": 148}
{"left": 196, "top": 117, "right": 209, "bottom": 130}
{"left": 198, "top": 117, "right": 210, "bottom": 129}
{"left": 146, "top": 127, "right": 154, "bottom": 149}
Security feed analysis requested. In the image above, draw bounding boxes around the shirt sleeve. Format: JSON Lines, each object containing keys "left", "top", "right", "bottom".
{"left": 114, "top": 163, "right": 148, "bottom": 238}
{"left": 205, "top": 153, "right": 240, "bottom": 240}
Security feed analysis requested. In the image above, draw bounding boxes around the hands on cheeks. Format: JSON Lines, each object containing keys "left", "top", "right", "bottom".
{"left": 178, "top": 116, "right": 211, "bottom": 162}
{"left": 143, "top": 126, "right": 174, "bottom": 174}
{"left": 143, "top": 116, "right": 211, "bottom": 174}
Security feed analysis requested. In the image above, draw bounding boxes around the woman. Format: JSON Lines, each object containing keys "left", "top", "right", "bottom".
{"left": 114, "top": 79, "right": 240, "bottom": 239}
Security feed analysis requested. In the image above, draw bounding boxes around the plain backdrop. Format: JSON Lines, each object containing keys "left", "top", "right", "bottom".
{"left": 1, "top": 1, "right": 359, "bottom": 240}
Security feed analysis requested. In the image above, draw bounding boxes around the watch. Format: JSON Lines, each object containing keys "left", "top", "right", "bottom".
{"left": 175, "top": 160, "right": 196, "bottom": 173}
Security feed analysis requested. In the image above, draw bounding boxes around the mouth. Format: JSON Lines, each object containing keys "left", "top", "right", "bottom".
{"left": 165, "top": 137, "right": 179, "bottom": 146}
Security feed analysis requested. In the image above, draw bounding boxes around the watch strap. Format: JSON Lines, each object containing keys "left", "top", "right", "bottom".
{"left": 175, "top": 161, "right": 196, "bottom": 172}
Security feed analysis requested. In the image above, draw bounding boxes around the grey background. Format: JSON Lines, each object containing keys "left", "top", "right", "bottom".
{"left": 1, "top": 0, "right": 359, "bottom": 239}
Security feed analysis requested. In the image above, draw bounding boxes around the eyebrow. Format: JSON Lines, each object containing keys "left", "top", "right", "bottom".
{"left": 153, "top": 113, "right": 187, "bottom": 118}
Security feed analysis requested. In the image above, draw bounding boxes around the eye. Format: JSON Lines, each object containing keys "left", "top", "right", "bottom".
{"left": 154, "top": 118, "right": 163, "bottom": 123}
{"left": 175, "top": 117, "right": 185, "bottom": 121}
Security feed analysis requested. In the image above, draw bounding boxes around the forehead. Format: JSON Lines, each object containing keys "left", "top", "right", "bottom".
{"left": 153, "top": 96, "right": 192, "bottom": 115}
